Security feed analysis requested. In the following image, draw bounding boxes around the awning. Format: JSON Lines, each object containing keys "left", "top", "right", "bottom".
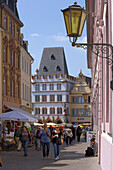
{"left": 0, "top": 111, "right": 33, "bottom": 122}
{"left": 5, "top": 106, "right": 38, "bottom": 121}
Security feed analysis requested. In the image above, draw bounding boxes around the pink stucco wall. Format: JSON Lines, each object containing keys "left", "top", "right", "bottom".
{"left": 101, "top": 133, "right": 112, "bottom": 170}
{"left": 86, "top": 0, "right": 113, "bottom": 169}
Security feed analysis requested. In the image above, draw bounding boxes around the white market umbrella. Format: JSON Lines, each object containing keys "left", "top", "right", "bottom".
{"left": 0, "top": 111, "right": 37, "bottom": 122}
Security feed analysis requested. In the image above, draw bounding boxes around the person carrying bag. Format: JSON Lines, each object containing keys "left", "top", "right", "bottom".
{"left": 52, "top": 126, "right": 63, "bottom": 161}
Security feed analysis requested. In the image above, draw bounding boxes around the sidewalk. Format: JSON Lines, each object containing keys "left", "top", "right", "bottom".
{"left": 1, "top": 138, "right": 101, "bottom": 170}
{"left": 42, "top": 139, "right": 101, "bottom": 170}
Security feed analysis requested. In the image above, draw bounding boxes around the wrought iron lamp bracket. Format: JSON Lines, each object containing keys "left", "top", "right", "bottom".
{"left": 72, "top": 43, "right": 113, "bottom": 65}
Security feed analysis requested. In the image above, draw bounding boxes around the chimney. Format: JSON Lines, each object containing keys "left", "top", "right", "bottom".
{"left": 20, "top": 34, "right": 24, "bottom": 46}
{"left": 24, "top": 41, "right": 28, "bottom": 51}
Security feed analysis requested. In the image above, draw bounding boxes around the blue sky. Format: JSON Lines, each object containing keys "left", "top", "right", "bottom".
{"left": 17, "top": 0, "right": 91, "bottom": 77}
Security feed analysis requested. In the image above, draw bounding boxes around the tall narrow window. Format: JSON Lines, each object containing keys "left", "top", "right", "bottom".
{"left": 12, "top": 51, "right": 14, "bottom": 66}
{"left": 35, "top": 95, "right": 40, "bottom": 102}
{"left": 9, "top": 79, "right": 11, "bottom": 96}
{"left": 22, "top": 56, "right": 24, "bottom": 70}
{"left": 23, "top": 83, "right": 24, "bottom": 99}
{"left": 25, "top": 59, "right": 26, "bottom": 72}
{"left": 42, "top": 84, "right": 47, "bottom": 91}
{"left": 42, "top": 95, "right": 47, "bottom": 102}
{"left": 57, "top": 107, "right": 62, "bottom": 114}
{"left": 50, "top": 107, "right": 55, "bottom": 114}
{"left": 17, "top": 27, "right": 19, "bottom": 41}
{"left": 16, "top": 82, "right": 19, "bottom": 98}
{"left": 49, "top": 84, "right": 54, "bottom": 90}
{"left": 50, "top": 95, "right": 55, "bottom": 102}
{"left": 9, "top": 49, "right": 11, "bottom": 64}
{"left": 16, "top": 55, "right": 19, "bottom": 69}
{"left": 35, "top": 108, "right": 40, "bottom": 115}
{"left": 27, "top": 61, "right": 28, "bottom": 74}
{"left": 12, "top": 23, "right": 15, "bottom": 36}
{"left": 4, "top": 45, "right": 7, "bottom": 62}
{"left": 9, "top": 20, "right": 12, "bottom": 34}
{"left": 42, "top": 108, "right": 47, "bottom": 114}
{"left": 4, "top": 76, "right": 6, "bottom": 95}
{"left": 12, "top": 80, "right": 14, "bottom": 97}
{"left": 57, "top": 83, "right": 61, "bottom": 90}
{"left": 57, "top": 95, "right": 62, "bottom": 102}
{"left": 35, "top": 84, "right": 40, "bottom": 91}
{"left": 4, "top": 15, "right": 7, "bottom": 29}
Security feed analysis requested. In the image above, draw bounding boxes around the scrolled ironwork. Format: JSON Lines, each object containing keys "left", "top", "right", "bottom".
{"left": 74, "top": 43, "right": 113, "bottom": 65}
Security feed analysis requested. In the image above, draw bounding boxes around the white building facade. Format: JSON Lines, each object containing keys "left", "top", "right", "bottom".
{"left": 32, "top": 47, "right": 76, "bottom": 123}
{"left": 32, "top": 73, "right": 76, "bottom": 123}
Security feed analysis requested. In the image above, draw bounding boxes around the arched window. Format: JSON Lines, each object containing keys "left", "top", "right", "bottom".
{"left": 43, "top": 66, "right": 48, "bottom": 72}
{"left": 56, "top": 66, "right": 61, "bottom": 71}
{"left": 49, "top": 84, "right": 54, "bottom": 90}
{"left": 4, "top": 76, "right": 7, "bottom": 95}
{"left": 57, "top": 107, "right": 62, "bottom": 114}
{"left": 42, "top": 84, "right": 47, "bottom": 91}
{"left": 50, "top": 107, "right": 55, "bottom": 114}
{"left": 51, "top": 55, "right": 55, "bottom": 60}
{"left": 42, "top": 108, "right": 47, "bottom": 114}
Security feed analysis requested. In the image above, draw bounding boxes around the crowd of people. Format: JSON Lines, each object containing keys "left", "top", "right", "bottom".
{"left": 14, "top": 123, "right": 83, "bottom": 160}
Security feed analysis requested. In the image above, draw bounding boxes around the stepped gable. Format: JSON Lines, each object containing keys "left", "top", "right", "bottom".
{"left": 38, "top": 47, "right": 69, "bottom": 76}
{"left": 0, "top": 0, "right": 19, "bottom": 19}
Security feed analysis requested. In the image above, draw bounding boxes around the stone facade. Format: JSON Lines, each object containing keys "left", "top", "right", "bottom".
{"left": 0, "top": 27, "right": 3, "bottom": 114}
{"left": 70, "top": 71, "right": 91, "bottom": 124}
{"left": 20, "top": 34, "right": 34, "bottom": 113}
{"left": 0, "top": 1, "right": 23, "bottom": 112}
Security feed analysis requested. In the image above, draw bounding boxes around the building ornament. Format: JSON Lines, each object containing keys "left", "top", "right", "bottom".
{"left": 3, "top": 36, "right": 8, "bottom": 46}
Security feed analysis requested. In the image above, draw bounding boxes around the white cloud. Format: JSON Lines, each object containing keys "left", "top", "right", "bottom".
{"left": 51, "top": 34, "right": 68, "bottom": 42}
{"left": 30, "top": 33, "right": 40, "bottom": 37}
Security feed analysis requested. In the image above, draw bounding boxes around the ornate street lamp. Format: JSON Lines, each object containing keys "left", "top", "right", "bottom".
{"left": 61, "top": 2, "right": 113, "bottom": 90}
{"left": 61, "top": 2, "right": 87, "bottom": 47}
{"left": 82, "top": 91, "right": 89, "bottom": 102}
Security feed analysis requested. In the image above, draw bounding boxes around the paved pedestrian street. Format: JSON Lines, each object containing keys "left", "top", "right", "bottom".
{"left": 1, "top": 138, "right": 101, "bottom": 170}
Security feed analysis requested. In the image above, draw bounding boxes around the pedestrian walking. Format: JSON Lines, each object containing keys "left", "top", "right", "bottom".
{"left": 76, "top": 126, "right": 82, "bottom": 142}
{"left": 39, "top": 123, "right": 51, "bottom": 159}
{"left": 36, "top": 126, "right": 41, "bottom": 151}
{"left": 65, "top": 128, "right": 73, "bottom": 145}
{"left": 14, "top": 126, "right": 22, "bottom": 151}
{"left": 52, "top": 126, "right": 63, "bottom": 161}
{"left": 71, "top": 125, "right": 76, "bottom": 140}
{"left": 19, "top": 126, "right": 31, "bottom": 156}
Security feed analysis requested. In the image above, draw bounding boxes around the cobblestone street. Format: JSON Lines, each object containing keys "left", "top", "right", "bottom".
{"left": 1, "top": 138, "right": 101, "bottom": 170}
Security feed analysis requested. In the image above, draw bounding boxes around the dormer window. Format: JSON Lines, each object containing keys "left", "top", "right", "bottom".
{"left": 51, "top": 55, "right": 55, "bottom": 60}
{"left": 43, "top": 66, "right": 48, "bottom": 72}
{"left": 56, "top": 66, "right": 61, "bottom": 71}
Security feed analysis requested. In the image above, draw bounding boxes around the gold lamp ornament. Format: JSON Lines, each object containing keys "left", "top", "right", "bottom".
{"left": 84, "top": 104, "right": 88, "bottom": 110}
{"left": 61, "top": 2, "right": 88, "bottom": 46}
{"left": 82, "top": 91, "right": 89, "bottom": 102}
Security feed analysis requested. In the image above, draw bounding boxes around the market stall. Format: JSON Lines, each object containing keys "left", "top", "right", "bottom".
{"left": 0, "top": 111, "right": 38, "bottom": 151}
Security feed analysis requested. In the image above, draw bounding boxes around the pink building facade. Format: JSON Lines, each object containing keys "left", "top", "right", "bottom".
{"left": 86, "top": 0, "right": 113, "bottom": 169}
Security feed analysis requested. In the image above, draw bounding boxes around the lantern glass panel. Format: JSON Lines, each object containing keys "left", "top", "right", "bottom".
{"left": 79, "top": 11, "right": 87, "bottom": 36}
{"left": 64, "top": 10, "right": 71, "bottom": 35}
{"left": 71, "top": 10, "right": 81, "bottom": 35}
